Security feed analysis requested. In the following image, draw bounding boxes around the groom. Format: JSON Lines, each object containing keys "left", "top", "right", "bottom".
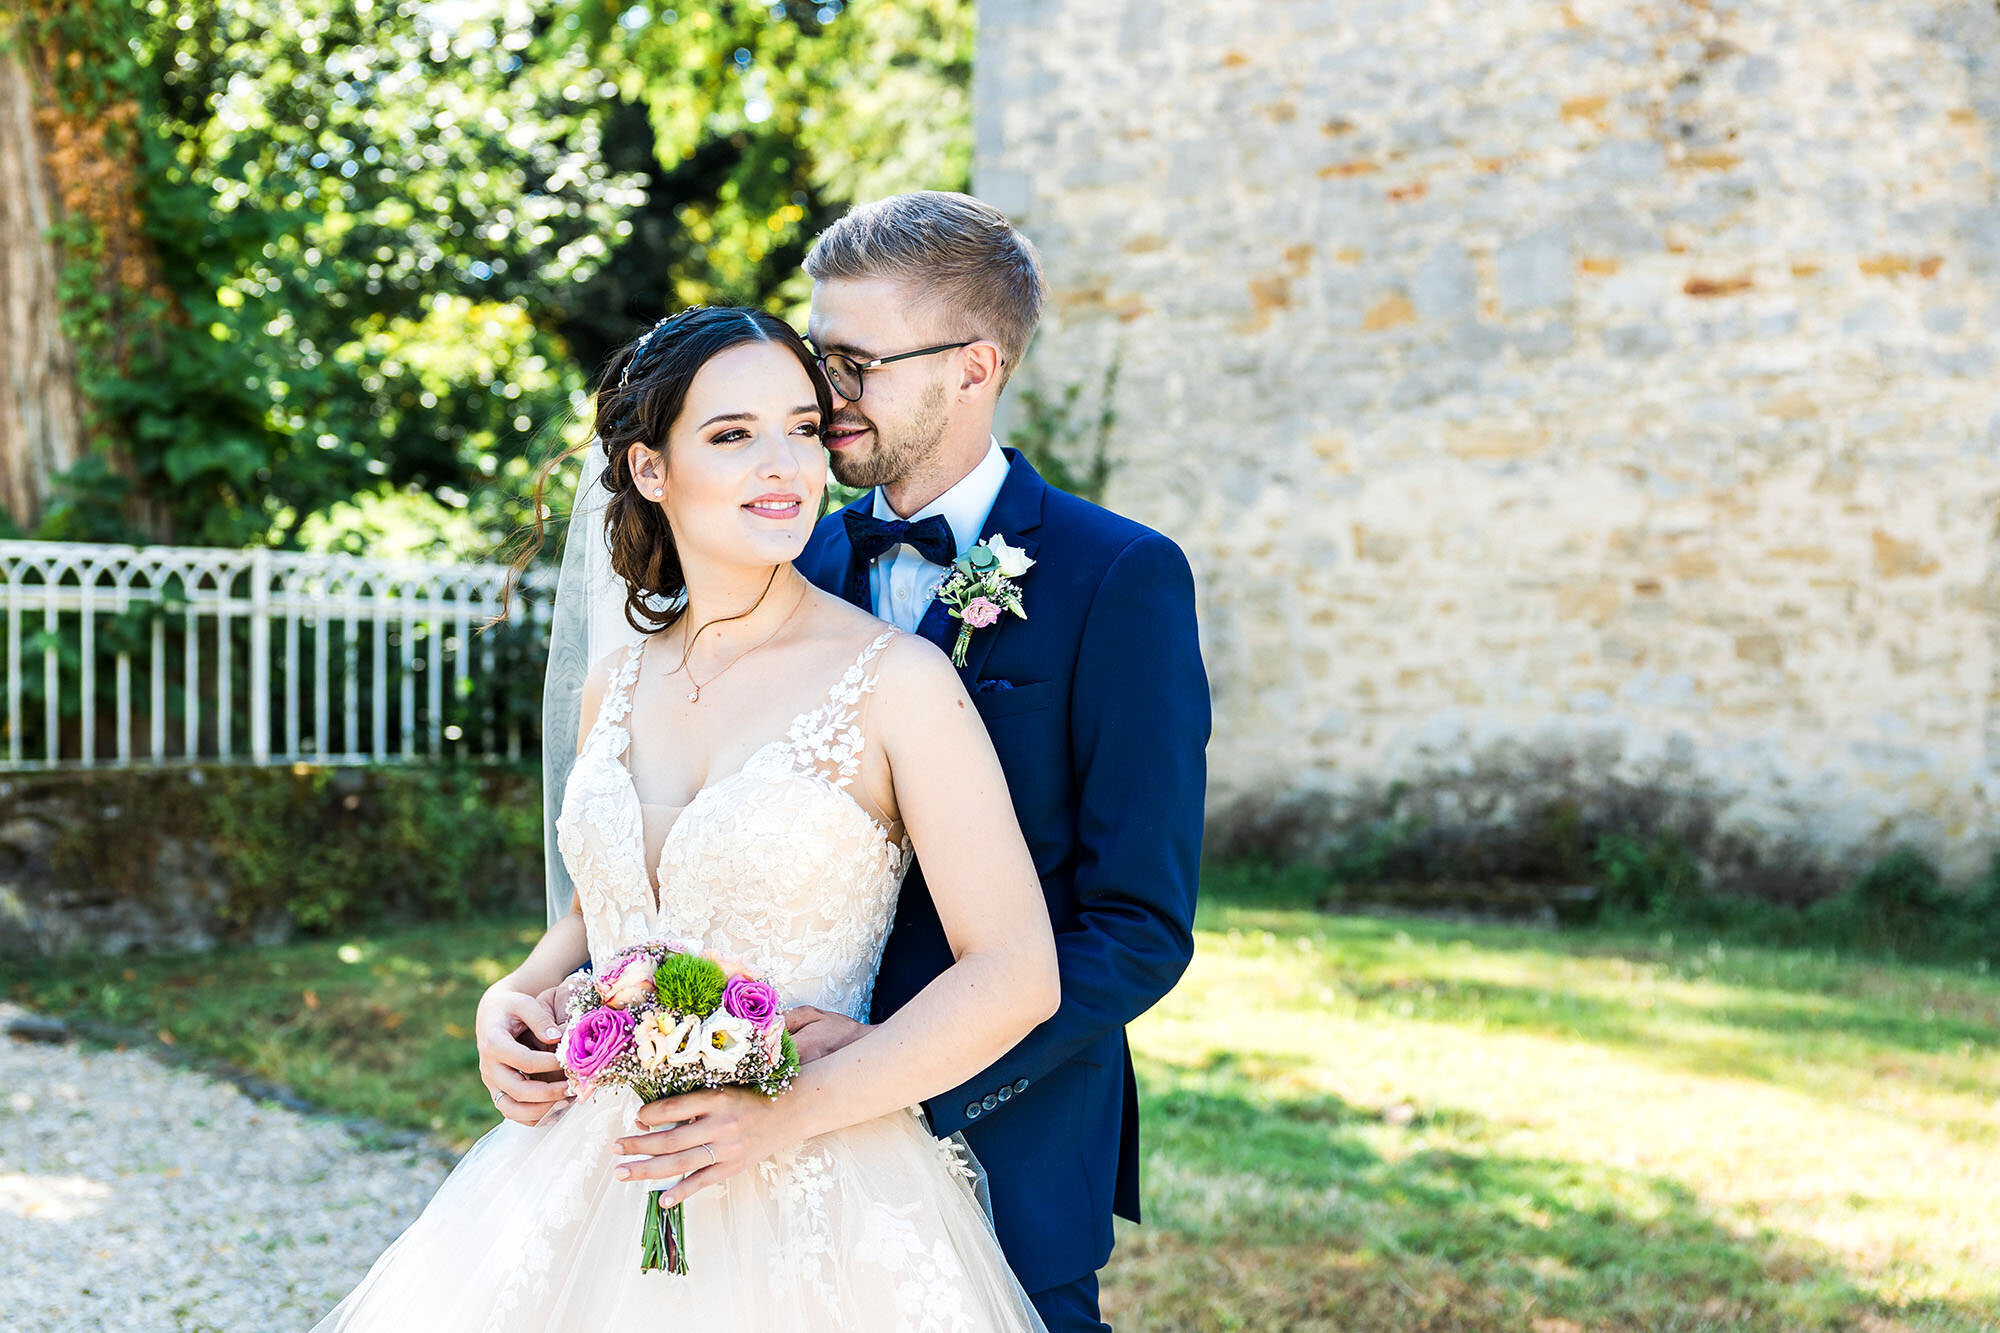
{"left": 784, "top": 191, "right": 1210, "bottom": 1330}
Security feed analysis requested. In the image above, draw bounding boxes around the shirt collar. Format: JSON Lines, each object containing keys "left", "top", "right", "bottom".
{"left": 870, "top": 436, "right": 1009, "bottom": 558}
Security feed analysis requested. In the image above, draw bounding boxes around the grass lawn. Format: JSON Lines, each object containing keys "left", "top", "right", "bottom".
{"left": 8, "top": 866, "right": 1998, "bottom": 1331}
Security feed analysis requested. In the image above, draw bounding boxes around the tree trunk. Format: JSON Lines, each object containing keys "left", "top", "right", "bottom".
{"left": 0, "top": 42, "right": 87, "bottom": 534}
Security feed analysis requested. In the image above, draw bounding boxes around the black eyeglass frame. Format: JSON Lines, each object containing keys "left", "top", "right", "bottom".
{"left": 810, "top": 339, "right": 993, "bottom": 400}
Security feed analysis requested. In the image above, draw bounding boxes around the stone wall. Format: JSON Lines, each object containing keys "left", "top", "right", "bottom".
{"left": 976, "top": 0, "right": 2000, "bottom": 890}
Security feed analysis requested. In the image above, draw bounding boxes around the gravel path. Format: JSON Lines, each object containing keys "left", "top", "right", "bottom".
{"left": 0, "top": 1030, "right": 454, "bottom": 1332}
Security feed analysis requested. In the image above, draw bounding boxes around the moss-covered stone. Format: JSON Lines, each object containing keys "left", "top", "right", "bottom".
{"left": 0, "top": 763, "right": 542, "bottom": 956}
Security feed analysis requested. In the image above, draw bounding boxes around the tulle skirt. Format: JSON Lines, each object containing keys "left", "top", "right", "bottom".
{"left": 308, "top": 1086, "right": 1045, "bottom": 1332}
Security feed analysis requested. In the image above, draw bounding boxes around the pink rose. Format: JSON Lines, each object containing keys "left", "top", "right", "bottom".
{"left": 598, "top": 967, "right": 654, "bottom": 1010}
{"left": 560, "top": 1007, "right": 635, "bottom": 1084}
{"left": 596, "top": 950, "right": 640, "bottom": 987}
{"left": 962, "top": 597, "right": 1001, "bottom": 629}
{"left": 594, "top": 950, "right": 656, "bottom": 1009}
{"left": 722, "top": 975, "right": 780, "bottom": 1026}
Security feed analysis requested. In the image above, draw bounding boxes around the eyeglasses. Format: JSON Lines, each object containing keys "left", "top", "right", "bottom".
{"left": 811, "top": 340, "right": 979, "bottom": 401}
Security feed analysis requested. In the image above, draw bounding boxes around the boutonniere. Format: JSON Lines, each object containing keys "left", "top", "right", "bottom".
{"left": 934, "top": 535, "right": 1034, "bottom": 666}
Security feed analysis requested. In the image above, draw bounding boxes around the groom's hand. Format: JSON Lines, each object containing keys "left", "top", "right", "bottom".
{"left": 474, "top": 982, "right": 570, "bottom": 1126}
{"left": 615, "top": 1087, "right": 812, "bottom": 1206}
{"left": 784, "top": 1005, "right": 870, "bottom": 1063}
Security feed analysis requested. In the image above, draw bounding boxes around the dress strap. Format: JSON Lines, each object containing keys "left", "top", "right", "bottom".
{"left": 598, "top": 634, "right": 649, "bottom": 753}
{"left": 782, "top": 629, "right": 900, "bottom": 790}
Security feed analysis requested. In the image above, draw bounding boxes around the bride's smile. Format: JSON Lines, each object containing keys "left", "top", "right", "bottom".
{"left": 743, "top": 493, "right": 805, "bottom": 521}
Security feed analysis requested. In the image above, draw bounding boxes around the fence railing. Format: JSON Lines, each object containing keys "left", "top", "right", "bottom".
{"left": 0, "top": 540, "right": 552, "bottom": 771}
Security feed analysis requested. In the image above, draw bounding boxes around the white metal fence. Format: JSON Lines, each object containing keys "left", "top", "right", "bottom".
{"left": 0, "top": 540, "right": 551, "bottom": 770}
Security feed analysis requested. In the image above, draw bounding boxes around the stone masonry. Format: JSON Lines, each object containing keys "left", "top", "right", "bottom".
{"left": 976, "top": 0, "right": 2000, "bottom": 890}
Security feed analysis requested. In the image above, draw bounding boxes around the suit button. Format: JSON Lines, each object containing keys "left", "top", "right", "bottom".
{"left": 982, "top": 1094, "right": 998, "bottom": 1110}
{"left": 996, "top": 1086, "right": 1012, "bottom": 1103}
{"left": 1013, "top": 1078, "right": 1029, "bottom": 1093}
{"left": 965, "top": 1101, "right": 982, "bottom": 1120}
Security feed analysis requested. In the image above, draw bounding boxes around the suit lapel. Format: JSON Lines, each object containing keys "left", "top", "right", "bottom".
{"left": 915, "top": 595, "right": 955, "bottom": 654}
{"left": 940, "top": 449, "right": 1045, "bottom": 686}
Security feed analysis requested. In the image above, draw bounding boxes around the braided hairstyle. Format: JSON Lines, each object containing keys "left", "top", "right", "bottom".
{"left": 499, "top": 306, "right": 833, "bottom": 638}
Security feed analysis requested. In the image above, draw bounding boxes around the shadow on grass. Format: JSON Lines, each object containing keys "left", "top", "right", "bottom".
{"left": 1322, "top": 970, "right": 1998, "bottom": 1112}
{"left": 1204, "top": 909, "right": 1999, "bottom": 1112}
{"left": 1124, "top": 1051, "right": 1987, "bottom": 1333}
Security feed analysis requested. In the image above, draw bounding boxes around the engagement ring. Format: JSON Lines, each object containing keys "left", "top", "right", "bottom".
{"left": 700, "top": 1144, "right": 717, "bottom": 1167}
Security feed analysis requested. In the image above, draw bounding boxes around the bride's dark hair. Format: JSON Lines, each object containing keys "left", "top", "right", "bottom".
{"left": 497, "top": 306, "right": 833, "bottom": 635}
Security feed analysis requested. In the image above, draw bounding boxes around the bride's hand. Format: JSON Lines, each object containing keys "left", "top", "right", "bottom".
{"left": 615, "top": 1086, "right": 812, "bottom": 1206}
{"left": 543, "top": 970, "right": 592, "bottom": 1019}
{"left": 784, "top": 1005, "right": 871, "bottom": 1063}
{"left": 474, "top": 980, "right": 571, "bottom": 1126}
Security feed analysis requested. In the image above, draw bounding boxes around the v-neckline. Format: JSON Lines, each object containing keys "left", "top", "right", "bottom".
{"left": 605, "top": 632, "right": 902, "bottom": 912}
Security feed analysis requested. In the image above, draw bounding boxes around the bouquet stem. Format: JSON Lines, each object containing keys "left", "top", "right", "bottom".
{"left": 950, "top": 624, "right": 972, "bottom": 666}
{"left": 639, "top": 1189, "right": 687, "bottom": 1275}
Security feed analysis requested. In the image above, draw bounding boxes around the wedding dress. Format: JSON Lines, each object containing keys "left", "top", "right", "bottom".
{"left": 310, "top": 628, "right": 1046, "bottom": 1332}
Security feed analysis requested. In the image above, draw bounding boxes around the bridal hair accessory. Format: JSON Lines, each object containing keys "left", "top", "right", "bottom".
{"left": 556, "top": 939, "right": 801, "bottom": 1275}
{"left": 933, "top": 534, "right": 1033, "bottom": 666}
{"left": 618, "top": 305, "right": 712, "bottom": 389}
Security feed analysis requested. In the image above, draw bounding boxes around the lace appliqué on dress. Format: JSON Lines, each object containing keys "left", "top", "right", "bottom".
{"left": 560, "top": 628, "right": 912, "bottom": 1020}
{"left": 760, "top": 1144, "right": 841, "bottom": 1308}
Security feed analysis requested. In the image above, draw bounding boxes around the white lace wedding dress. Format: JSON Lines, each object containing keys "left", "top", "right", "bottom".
{"left": 310, "top": 629, "right": 1046, "bottom": 1332}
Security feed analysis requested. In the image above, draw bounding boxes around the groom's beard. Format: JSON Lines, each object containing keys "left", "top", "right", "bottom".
{"left": 828, "top": 380, "right": 950, "bottom": 491}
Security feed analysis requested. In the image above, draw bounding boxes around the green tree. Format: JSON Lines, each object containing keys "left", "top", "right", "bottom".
{"left": 7, "top": 0, "right": 971, "bottom": 553}
{"left": 539, "top": 0, "right": 973, "bottom": 371}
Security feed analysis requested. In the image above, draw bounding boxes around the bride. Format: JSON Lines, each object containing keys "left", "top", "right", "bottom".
{"left": 309, "top": 306, "right": 1059, "bottom": 1331}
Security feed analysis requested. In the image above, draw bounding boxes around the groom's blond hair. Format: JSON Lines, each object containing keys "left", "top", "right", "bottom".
{"left": 803, "top": 191, "right": 1046, "bottom": 391}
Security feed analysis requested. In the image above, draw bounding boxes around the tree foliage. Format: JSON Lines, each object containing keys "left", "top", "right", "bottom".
{"left": 5, "top": 0, "right": 970, "bottom": 552}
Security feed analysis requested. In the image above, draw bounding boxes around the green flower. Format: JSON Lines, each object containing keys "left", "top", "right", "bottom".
{"left": 653, "top": 952, "right": 728, "bottom": 1015}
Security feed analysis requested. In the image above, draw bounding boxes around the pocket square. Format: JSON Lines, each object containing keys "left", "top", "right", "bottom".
{"left": 973, "top": 678, "right": 1016, "bottom": 693}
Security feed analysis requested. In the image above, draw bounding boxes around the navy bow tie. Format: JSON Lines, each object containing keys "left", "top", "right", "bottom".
{"left": 843, "top": 509, "right": 958, "bottom": 567}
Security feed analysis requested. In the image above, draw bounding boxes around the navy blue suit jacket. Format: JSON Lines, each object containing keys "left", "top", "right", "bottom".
{"left": 797, "top": 448, "right": 1210, "bottom": 1294}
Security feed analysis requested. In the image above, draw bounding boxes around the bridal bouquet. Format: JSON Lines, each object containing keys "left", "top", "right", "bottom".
{"left": 556, "top": 940, "right": 801, "bottom": 1275}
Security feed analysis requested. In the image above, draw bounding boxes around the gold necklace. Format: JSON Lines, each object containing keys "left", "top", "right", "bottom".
{"left": 671, "top": 574, "right": 807, "bottom": 704}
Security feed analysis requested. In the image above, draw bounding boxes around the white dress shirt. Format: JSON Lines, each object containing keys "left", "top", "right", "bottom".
{"left": 868, "top": 436, "right": 1010, "bottom": 633}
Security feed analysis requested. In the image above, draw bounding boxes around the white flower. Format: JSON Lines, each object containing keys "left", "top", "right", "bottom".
{"left": 697, "top": 1012, "right": 757, "bottom": 1074}
{"left": 658, "top": 1013, "right": 704, "bottom": 1069}
{"left": 632, "top": 1012, "right": 692, "bottom": 1073}
{"left": 983, "top": 534, "right": 1034, "bottom": 579}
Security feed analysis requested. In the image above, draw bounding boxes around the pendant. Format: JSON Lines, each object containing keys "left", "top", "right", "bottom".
{"left": 687, "top": 688, "right": 700, "bottom": 703}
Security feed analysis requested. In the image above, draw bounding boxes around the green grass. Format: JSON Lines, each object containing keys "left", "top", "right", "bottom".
{"left": 9, "top": 866, "right": 1999, "bottom": 1331}
{"left": 6, "top": 918, "right": 536, "bottom": 1142}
